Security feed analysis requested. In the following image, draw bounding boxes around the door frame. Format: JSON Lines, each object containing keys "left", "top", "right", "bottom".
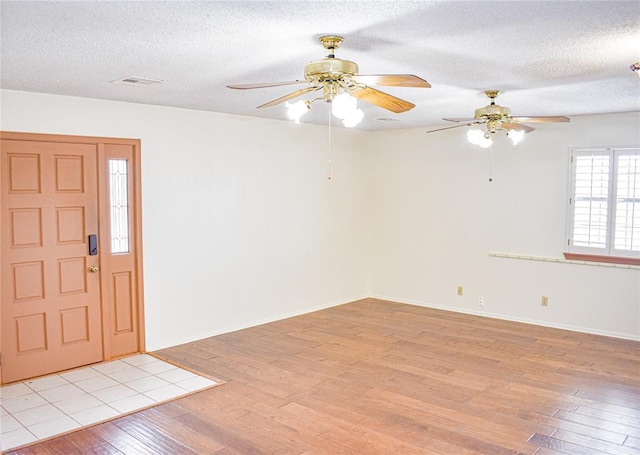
{"left": 0, "top": 131, "right": 145, "bottom": 384}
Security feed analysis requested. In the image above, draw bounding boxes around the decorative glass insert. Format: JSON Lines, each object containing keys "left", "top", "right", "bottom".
{"left": 109, "top": 159, "right": 130, "bottom": 254}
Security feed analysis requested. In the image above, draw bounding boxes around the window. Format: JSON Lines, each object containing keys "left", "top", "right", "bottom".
{"left": 109, "top": 159, "right": 130, "bottom": 254}
{"left": 567, "top": 147, "right": 639, "bottom": 262}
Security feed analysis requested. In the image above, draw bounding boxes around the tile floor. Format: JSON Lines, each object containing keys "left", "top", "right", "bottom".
{"left": 0, "top": 354, "right": 219, "bottom": 452}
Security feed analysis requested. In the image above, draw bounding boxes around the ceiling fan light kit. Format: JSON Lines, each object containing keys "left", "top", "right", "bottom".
{"left": 506, "top": 129, "right": 525, "bottom": 145}
{"left": 227, "top": 35, "right": 430, "bottom": 128}
{"left": 285, "top": 100, "right": 310, "bottom": 123}
{"left": 467, "top": 129, "right": 493, "bottom": 148}
{"left": 331, "top": 92, "right": 364, "bottom": 127}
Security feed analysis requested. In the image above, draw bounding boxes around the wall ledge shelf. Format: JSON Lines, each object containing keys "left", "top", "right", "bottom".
{"left": 488, "top": 251, "right": 640, "bottom": 270}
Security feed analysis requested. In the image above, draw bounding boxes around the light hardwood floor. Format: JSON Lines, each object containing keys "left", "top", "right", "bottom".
{"left": 6, "top": 298, "right": 640, "bottom": 454}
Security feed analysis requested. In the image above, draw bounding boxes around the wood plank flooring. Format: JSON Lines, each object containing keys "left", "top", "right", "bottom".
{"left": 6, "top": 298, "right": 640, "bottom": 454}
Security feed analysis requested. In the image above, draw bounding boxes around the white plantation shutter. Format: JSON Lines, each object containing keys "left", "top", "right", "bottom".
{"left": 613, "top": 152, "right": 639, "bottom": 253}
{"left": 568, "top": 148, "right": 640, "bottom": 258}
{"left": 571, "top": 151, "right": 611, "bottom": 249}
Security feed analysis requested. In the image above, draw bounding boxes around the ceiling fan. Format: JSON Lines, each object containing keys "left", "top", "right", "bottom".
{"left": 227, "top": 35, "right": 430, "bottom": 116}
{"left": 427, "top": 90, "right": 570, "bottom": 146}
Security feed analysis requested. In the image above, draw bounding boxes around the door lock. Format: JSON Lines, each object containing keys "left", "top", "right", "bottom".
{"left": 88, "top": 234, "right": 98, "bottom": 255}
{"left": 89, "top": 265, "right": 99, "bottom": 273}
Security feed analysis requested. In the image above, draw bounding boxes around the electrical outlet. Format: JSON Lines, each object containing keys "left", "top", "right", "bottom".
{"left": 478, "top": 297, "right": 484, "bottom": 307}
{"left": 541, "top": 296, "right": 549, "bottom": 307}
{"left": 457, "top": 286, "right": 464, "bottom": 296}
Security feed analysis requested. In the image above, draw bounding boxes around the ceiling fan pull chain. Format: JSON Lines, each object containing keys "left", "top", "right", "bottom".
{"left": 328, "top": 105, "right": 333, "bottom": 180}
{"left": 488, "top": 145, "right": 493, "bottom": 183}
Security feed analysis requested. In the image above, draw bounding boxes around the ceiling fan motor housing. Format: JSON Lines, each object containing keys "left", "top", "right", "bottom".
{"left": 475, "top": 104, "right": 511, "bottom": 121}
{"left": 304, "top": 58, "right": 359, "bottom": 83}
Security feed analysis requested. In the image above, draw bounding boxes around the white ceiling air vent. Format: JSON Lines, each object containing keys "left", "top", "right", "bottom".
{"left": 111, "top": 76, "right": 164, "bottom": 86}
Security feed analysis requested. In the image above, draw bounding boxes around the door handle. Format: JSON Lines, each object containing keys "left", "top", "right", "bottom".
{"left": 89, "top": 265, "right": 99, "bottom": 273}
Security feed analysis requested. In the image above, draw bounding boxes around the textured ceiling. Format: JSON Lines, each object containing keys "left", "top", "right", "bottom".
{"left": 1, "top": 1, "right": 639, "bottom": 131}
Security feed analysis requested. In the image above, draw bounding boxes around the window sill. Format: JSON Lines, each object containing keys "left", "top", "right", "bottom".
{"left": 563, "top": 253, "right": 640, "bottom": 267}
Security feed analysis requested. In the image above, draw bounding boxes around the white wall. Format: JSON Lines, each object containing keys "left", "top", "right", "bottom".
{"left": 2, "top": 90, "right": 638, "bottom": 344}
{"left": 364, "top": 112, "right": 640, "bottom": 339}
{"left": 0, "top": 90, "right": 369, "bottom": 350}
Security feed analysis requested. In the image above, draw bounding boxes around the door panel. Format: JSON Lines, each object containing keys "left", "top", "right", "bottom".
{"left": 1, "top": 139, "right": 103, "bottom": 383}
{"left": 10, "top": 208, "right": 42, "bottom": 247}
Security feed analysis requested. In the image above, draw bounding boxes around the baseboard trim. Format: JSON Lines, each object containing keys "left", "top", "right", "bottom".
{"left": 149, "top": 292, "right": 639, "bottom": 350}
{"left": 369, "top": 293, "right": 640, "bottom": 342}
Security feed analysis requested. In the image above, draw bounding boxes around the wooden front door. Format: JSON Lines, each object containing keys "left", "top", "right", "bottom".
{"left": 1, "top": 133, "right": 144, "bottom": 384}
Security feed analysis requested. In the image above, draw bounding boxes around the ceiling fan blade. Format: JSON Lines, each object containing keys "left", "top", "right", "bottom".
{"left": 426, "top": 121, "right": 486, "bottom": 133}
{"left": 502, "top": 122, "right": 535, "bottom": 133}
{"left": 351, "top": 74, "right": 431, "bottom": 88}
{"left": 442, "top": 117, "right": 479, "bottom": 123}
{"left": 510, "top": 116, "right": 570, "bottom": 123}
{"left": 349, "top": 86, "right": 415, "bottom": 113}
{"left": 227, "top": 80, "right": 308, "bottom": 90}
{"left": 257, "top": 86, "right": 321, "bottom": 109}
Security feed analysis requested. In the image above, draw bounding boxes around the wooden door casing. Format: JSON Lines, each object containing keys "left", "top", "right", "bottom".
{"left": 0, "top": 132, "right": 145, "bottom": 384}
